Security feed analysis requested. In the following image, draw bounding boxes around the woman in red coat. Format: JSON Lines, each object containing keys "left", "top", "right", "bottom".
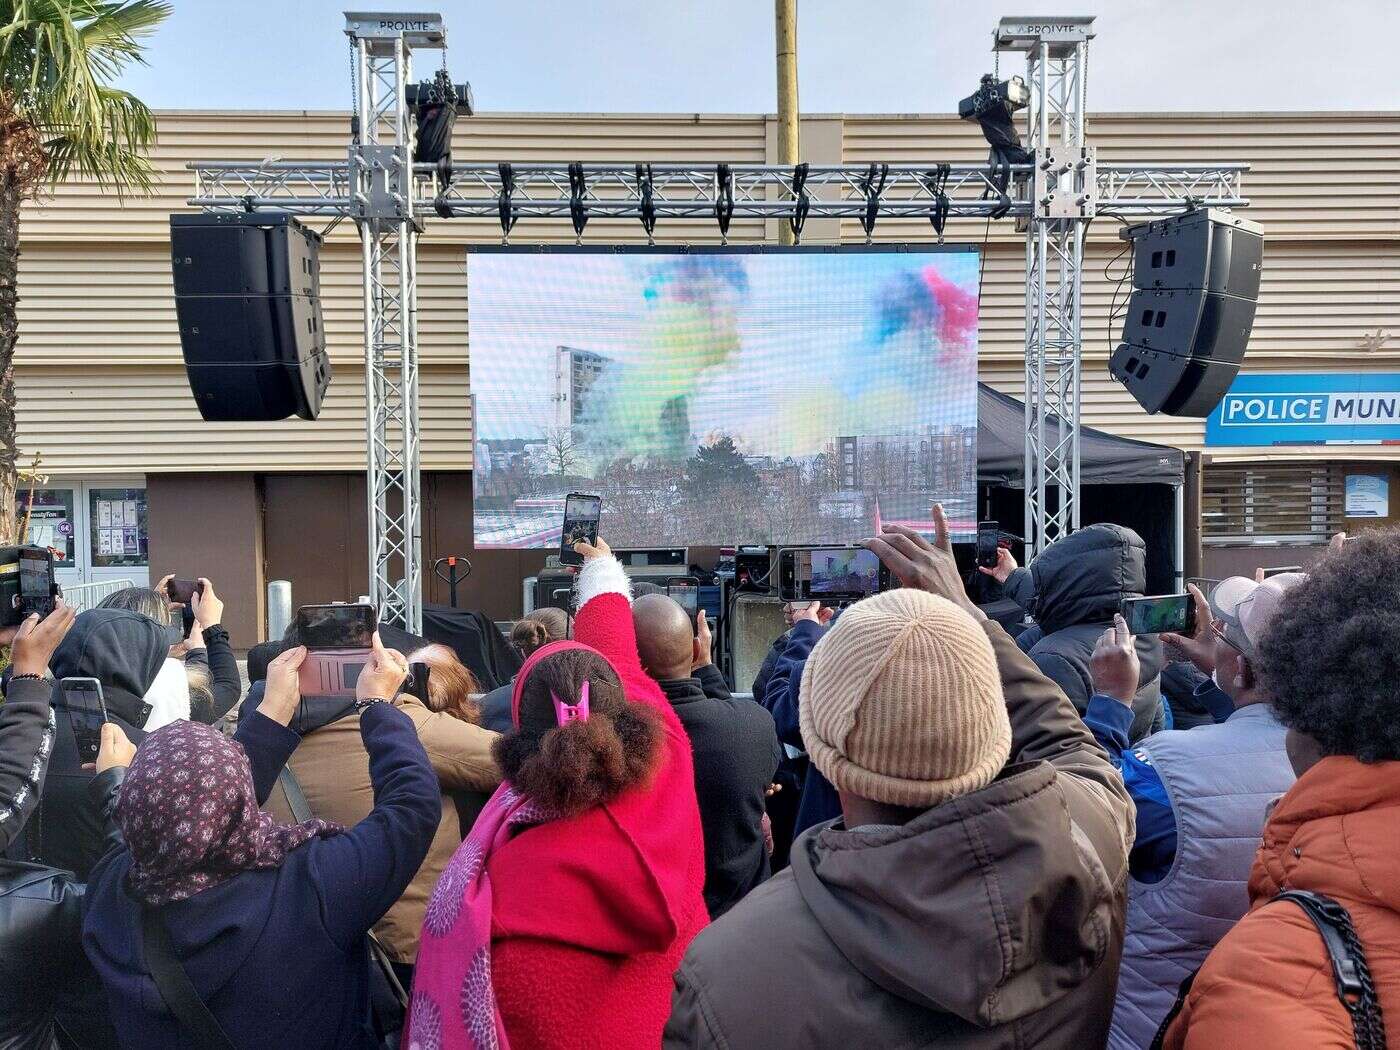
{"left": 407, "top": 538, "right": 708, "bottom": 1050}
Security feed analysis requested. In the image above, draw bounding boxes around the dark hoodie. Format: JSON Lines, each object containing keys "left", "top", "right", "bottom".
{"left": 664, "top": 620, "right": 1133, "bottom": 1050}
{"left": 26, "top": 609, "right": 166, "bottom": 879}
{"left": 1004, "top": 523, "right": 1165, "bottom": 741}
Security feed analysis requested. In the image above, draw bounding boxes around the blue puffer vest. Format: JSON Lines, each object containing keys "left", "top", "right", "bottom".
{"left": 1107, "top": 703, "right": 1295, "bottom": 1050}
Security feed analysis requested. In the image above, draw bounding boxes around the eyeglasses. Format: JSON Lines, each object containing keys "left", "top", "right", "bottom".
{"left": 1209, "top": 617, "right": 1249, "bottom": 659}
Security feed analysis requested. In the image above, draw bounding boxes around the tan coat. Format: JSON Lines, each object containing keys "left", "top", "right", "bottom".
{"left": 265, "top": 695, "right": 501, "bottom": 963}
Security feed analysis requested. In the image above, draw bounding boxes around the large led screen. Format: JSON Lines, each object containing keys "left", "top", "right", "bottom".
{"left": 470, "top": 246, "right": 979, "bottom": 548}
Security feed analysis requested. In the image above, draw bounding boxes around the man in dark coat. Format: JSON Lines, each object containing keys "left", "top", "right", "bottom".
{"left": 634, "top": 595, "right": 782, "bottom": 919}
{"left": 664, "top": 513, "right": 1132, "bottom": 1050}
{"left": 983, "top": 522, "right": 1165, "bottom": 741}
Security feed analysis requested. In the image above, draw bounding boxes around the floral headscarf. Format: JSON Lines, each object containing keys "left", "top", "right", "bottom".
{"left": 116, "top": 720, "right": 343, "bottom": 906}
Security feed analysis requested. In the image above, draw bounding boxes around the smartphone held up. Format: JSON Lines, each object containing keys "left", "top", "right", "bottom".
{"left": 295, "top": 603, "right": 376, "bottom": 696}
{"left": 559, "top": 493, "right": 602, "bottom": 566}
{"left": 60, "top": 677, "right": 108, "bottom": 763}
{"left": 1119, "top": 593, "right": 1196, "bottom": 636}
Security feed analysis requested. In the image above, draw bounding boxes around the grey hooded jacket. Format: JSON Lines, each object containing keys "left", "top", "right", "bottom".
{"left": 663, "top": 620, "right": 1133, "bottom": 1050}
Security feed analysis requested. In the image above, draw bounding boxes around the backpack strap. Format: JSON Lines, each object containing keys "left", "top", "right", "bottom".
{"left": 1276, "top": 890, "right": 1387, "bottom": 1050}
{"left": 141, "top": 904, "right": 238, "bottom": 1050}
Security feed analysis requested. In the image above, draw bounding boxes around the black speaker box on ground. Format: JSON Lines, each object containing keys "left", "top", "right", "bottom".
{"left": 1111, "top": 209, "right": 1263, "bottom": 418}
{"left": 171, "top": 212, "right": 331, "bottom": 421}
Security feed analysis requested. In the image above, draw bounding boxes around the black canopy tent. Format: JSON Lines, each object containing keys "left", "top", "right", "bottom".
{"left": 975, "top": 384, "right": 1185, "bottom": 594}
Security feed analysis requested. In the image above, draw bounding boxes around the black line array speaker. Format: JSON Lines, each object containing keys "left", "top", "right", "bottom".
{"left": 170, "top": 212, "right": 332, "bottom": 421}
{"left": 1110, "top": 209, "right": 1263, "bottom": 417}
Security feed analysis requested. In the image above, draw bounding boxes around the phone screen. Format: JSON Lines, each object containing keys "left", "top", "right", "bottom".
{"left": 167, "top": 578, "right": 202, "bottom": 605}
{"left": 295, "top": 605, "right": 376, "bottom": 650}
{"left": 666, "top": 581, "right": 699, "bottom": 624}
{"left": 976, "top": 522, "right": 1000, "bottom": 570}
{"left": 559, "top": 493, "right": 602, "bottom": 566}
{"left": 61, "top": 678, "right": 108, "bottom": 762}
{"left": 1121, "top": 594, "right": 1193, "bottom": 636}
{"left": 809, "top": 548, "right": 882, "bottom": 600}
{"left": 18, "top": 554, "right": 50, "bottom": 598}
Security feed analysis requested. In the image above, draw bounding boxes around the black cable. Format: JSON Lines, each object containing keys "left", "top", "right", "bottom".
{"left": 976, "top": 214, "right": 993, "bottom": 304}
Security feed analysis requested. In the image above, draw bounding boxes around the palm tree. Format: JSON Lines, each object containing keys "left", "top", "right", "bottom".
{"left": 0, "top": 0, "right": 170, "bottom": 542}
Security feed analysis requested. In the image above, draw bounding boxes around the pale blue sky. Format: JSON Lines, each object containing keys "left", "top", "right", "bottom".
{"left": 118, "top": 1, "right": 1400, "bottom": 113}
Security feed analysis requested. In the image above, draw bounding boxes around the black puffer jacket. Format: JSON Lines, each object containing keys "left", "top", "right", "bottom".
{"left": 1004, "top": 523, "right": 1165, "bottom": 742}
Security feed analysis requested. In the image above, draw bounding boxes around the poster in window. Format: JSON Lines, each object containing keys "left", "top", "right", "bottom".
{"left": 122, "top": 500, "right": 138, "bottom": 527}
{"left": 98, "top": 501, "right": 112, "bottom": 528}
{"left": 97, "top": 530, "right": 112, "bottom": 556}
{"left": 1345, "top": 474, "right": 1389, "bottom": 518}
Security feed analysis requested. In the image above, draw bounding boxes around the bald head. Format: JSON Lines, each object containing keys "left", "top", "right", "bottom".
{"left": 633, "top": 593, "right": 695, "bottom": 683}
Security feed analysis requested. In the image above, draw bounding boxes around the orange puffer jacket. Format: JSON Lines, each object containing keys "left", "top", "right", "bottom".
{"left": 1161, "top": 755, "right": 1400, "bottom": 1050}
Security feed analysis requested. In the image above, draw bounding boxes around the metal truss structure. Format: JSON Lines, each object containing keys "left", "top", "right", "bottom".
{"left": 189, "top": 12, "right": 1249, "bottom": 625}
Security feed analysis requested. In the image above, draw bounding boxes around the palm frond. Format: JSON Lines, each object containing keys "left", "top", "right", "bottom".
{"left": 0, "top": 0, "right": 169, "bottom": 194}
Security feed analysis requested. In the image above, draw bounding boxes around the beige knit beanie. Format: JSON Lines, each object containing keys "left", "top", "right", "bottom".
{"left": 799, "top": 588, "right": 1010, "bottom": 808}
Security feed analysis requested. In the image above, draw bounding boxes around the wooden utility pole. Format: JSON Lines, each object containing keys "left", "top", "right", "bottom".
{"left": 775, "top": 0, "right": 800, "bottom": 244}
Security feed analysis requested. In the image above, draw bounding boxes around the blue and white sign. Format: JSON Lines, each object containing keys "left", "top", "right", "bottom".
{"left": 1205, "top": 373, "right": 1400, "bottom": 447}
{"left": 1345, "top": 474, "right": 1389, "bottom": 518}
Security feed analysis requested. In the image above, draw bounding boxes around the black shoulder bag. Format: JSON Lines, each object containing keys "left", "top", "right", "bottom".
{"left": 1151, "top": 889, "right": 1386, "bottom": 1050}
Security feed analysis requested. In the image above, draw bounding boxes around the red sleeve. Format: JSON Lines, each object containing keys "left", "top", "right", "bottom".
{"left": 575, "top": 591, "right": 668, "bottom": 712}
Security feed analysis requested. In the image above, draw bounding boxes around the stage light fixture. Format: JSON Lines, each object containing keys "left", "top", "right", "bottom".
{"left": 959, "top": 73, "right": 1032, "bottom": 167}
{"left": 408, "top": 69, "right": 474, "bottom": 166}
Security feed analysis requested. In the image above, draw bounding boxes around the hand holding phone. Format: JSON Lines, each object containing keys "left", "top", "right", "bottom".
{"left": 1119, "top": 593, "right": 1195, "bottom": 636}
{"left": 6, "top": 600, "right": 76, "bottom": 675}
{"left": 1090, "top": 615, "right": 1141, "bottom": 704}
{"left": 295, "top": 604, "right": 377, "bottom": 697}
{"left": 559, "top": 494, "right": 602, "bottom": 566}
{"left": 165, "top": 578, "right": 204, "bottom": 606}
{"left": 96, "top": 722, "right": 138, "bottom": 774}
{"left": 976, "top": 521, "right": 1000, "bottom": 570}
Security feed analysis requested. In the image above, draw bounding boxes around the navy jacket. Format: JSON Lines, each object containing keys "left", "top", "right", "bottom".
{"left": 761, "top": 620, "right": 842, "bottom": 835}
{"left": 82, "top": 702, "right": 440, "bottom": 1050}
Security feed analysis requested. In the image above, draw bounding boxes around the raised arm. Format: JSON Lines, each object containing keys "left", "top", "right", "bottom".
{"left": 0, "top": 604, "right": 77, "bottom": 850}
{"left": 188, "top": 580, "right": 241, "bottom": 722}
{"left": 0, "top": 677, "right": 55, "bottom": 851}
{"left": 302, "top": 638, "right": 440, "bottom": 949}
{"left": 571, "top": 540, "right": 668, "bottom": 710}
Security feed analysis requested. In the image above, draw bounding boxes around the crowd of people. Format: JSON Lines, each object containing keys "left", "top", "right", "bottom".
{"left": 1, "top": 512, "right": 1397, "bottom": 1050}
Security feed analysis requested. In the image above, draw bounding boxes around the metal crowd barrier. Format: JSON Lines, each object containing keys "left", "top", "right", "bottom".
{"left": 61, "top": 578, "right": 137, "bottom": 613}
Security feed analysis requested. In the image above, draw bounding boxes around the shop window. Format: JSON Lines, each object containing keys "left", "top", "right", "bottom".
{"left": 1202, "top": 464, "right": 1343, "bottom": 545}
{"left": 16, "top": 489, "right": 76, "bottom": 567}
{"left": 89, "top": 488, "right": 148, "bottom": 568}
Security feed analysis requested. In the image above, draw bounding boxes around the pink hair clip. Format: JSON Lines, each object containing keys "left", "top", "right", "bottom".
{"left": 552, "top": 679, "right": 590, "bottom": 725}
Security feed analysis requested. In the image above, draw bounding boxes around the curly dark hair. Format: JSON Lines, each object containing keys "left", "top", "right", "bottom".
{"left": 493, "top": 647, "right": 663, "bottom": 817}
{"left": 1257, "top": 527, "right": 1400, "bottom": 762}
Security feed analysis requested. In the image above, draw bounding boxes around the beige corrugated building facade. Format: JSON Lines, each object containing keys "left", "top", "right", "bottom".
{"left": 16, "top": 109, "right": 1400, "bottom": 644}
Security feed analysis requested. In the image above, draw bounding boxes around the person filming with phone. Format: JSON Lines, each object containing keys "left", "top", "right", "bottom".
{"left": 0, "top": 601, "right": 133, "bottom": 1050}
{"left": 1086, "top": 572, "right": 1305, "bottom": 1050}
{"left": 979, "top": 523, "right": 1167, "bottom": 741}
{"left": 81, "top": 634, "right": 442, "bottom": 1050}
{"left": 665, "top": 505, "right": 1133, "bottom": 1050}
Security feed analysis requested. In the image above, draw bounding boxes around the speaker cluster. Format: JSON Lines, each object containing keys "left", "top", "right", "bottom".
{"left": 170, "top": 212, "right": 331, "bottom": 421}
{"left": 1110, "top": 209, "right": 1263, "bottom": 418}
